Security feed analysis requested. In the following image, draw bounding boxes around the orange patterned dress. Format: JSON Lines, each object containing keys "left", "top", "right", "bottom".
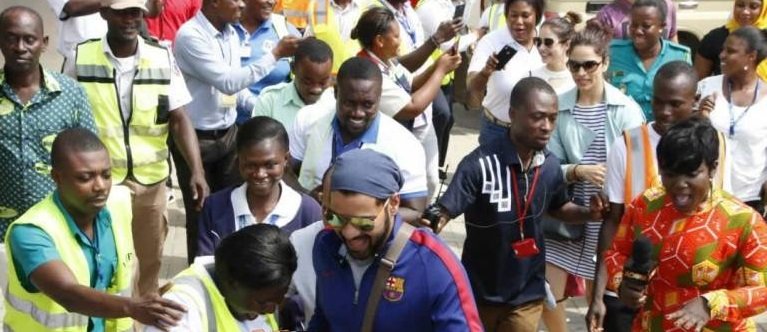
{"left": 604, "top": 187, "right": 767, "bottom": 331}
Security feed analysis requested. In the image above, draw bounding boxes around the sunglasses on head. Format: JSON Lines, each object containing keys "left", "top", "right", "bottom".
{"left": 324, "top": 199, "right": 390, "bottom": 232}
{"left": 566, "top": 60, "right": 602, "bottom": 73}
{"left": 533, "top": 37, "right": 562, "bottom": 48}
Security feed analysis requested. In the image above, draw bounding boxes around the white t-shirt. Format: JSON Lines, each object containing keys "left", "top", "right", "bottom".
{"left": 230, "top": 181, "right": 303, "bottom": 229}
{"left": 605, "top": 122, "right": 734, "bottom": 204}
{"left": 467, "top": 28, "right": 543, "bottom": 121}
{"left": 144, "top": 261, "right": 274, "bottom": 332}
{"left": 287, "top": 220, "right": 326, "bottom": 325}
{"left": 530, "top": 65, "right": 575, "bottom": 95}
{"left": 46, "top": 0, "right": 108, "bottom": 61}
{"left": 700, "top": 75, "right": 767, "bottom": 202}
{"left": 289, "top": 99, "right": 428, "bottom": 198}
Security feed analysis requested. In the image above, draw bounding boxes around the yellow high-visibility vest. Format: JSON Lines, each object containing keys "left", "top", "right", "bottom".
{"left": 75, "top": 38, "right": 171, "bottom": 185}
{"left": 487, "top": 3, "right": 506, "bottom": 31}
{"left": 4, "top": 186, "right": 134, "bottom": 332}
{"left": 623, "top": 124, "right": 727, "bottom": 203}
{"left": 167, "top": 263, "right": 279, "bottom": 331}
{"left": 309, "top": 0, "right": 360, "bottom": 73}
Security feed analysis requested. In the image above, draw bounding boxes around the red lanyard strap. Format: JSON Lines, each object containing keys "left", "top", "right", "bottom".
{"left": 510, "top": 167, "right": 541, "bottom": 239}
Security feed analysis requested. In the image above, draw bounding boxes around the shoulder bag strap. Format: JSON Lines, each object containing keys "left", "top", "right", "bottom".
{"left": 361, "top": 222, "right": 416, "bottom": 332}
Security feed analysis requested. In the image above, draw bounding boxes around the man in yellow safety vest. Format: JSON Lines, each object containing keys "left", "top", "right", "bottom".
{"left": 148, "top": 224, "right": 297, "bottom": 332}
{"left": 74, "top": 0, "right": 209, "bottom": 297}
{"left": 4, "top": 128, "right": 186, "bottom": 332}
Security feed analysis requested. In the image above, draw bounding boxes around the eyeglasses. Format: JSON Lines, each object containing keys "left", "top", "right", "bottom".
{"left": 533, "top": 37, "right": 563, "bottom": 48}
{"left": 567, "top": 60, "right": 602, "bottom": 73}
{"left": 324, "top": 199, "right": 390, "bottom": 232}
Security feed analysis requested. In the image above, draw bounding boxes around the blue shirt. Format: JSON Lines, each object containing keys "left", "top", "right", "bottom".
{"left": 309, "top": 216, "right": 483, "bottom": 332}
{"left": 0, "top": 68, "right": 96, "bottom": 240}
{"left": 330, "top": 115, "right": 380, "bottom": 162}
{"left": 607, "top": 39, "right": 691, "bottom": 120}
{"left": 438, "top": 136, "right": 569, "bottom": 306}
{"left": 174, "top": 11, "right": 279, "bottom": 130}
{"left": 9, "top": 192, "right": 118, "bottom": 332}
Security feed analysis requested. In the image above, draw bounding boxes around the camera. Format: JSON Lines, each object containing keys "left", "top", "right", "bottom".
{"left": 422, "top": 204, "right": 442, "bottom": 232}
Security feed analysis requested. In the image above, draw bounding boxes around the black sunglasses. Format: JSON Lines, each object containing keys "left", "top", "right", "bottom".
{"left": 533, "top": 37, "right": 564, "bottom": 48}
{"left": 566, "top": 60, "right": 602, "bottom": 73}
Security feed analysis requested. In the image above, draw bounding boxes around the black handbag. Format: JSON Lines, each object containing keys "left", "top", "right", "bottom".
{"left": 541, "top": 214, "right": 585, "bottom": 241}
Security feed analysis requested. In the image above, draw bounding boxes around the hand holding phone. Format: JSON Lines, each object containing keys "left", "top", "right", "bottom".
{"left": 453, "top": 3, "right": 466, "bottom": 20}
{"left": 495, "top": 45, "right": 517, "bottom": 70}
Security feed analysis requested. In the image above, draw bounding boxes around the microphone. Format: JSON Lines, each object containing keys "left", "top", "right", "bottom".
{"left": 623, "top": 235, "right": 654, "bottom": 287}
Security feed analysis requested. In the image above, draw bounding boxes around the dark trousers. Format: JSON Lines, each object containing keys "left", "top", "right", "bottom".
{"left": 603, "top": 294, "right": 637, "bottom": 332}
{"left": 432, "top": 85, "right": 454, "bottom": 168}
{"left": 170, "top": 124, "right": 241, "bottom": 264}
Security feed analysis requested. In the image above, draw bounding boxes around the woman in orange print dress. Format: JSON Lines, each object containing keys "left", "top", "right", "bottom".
{"left": 603, "top": 116, "right": 767, "bottom": 332}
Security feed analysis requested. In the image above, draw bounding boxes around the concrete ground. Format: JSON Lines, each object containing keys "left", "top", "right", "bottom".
{"left": 2, "top": 0, "right": 765, "bottom": 329}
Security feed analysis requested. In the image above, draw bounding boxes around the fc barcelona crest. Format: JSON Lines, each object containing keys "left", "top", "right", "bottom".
{"left": 383, "top": 276, "right": 405, "bottom": 302}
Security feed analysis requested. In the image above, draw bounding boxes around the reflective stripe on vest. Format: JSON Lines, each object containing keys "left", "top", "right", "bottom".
{"left": 3, "top": 186, "right": 135, "bottom": 332}
{"left": 311, "top": 0, "right": 355, "bottom": 74}
{"left": 623, "top": 125, "right": 728, "bottom": 203}
{"left": 170, "top": 265, "right": 279, "bottom": 332}
{"left": 272, "top": 13, "right": 290, "bottom": 39}
{"left": 488, "top": 3, "right": 506, "bottom": 31}
{"left": 76, "top": 39, "right": 171, "bottom": 185}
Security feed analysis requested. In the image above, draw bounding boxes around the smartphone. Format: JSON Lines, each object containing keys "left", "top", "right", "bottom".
{"left": 495, "top": 45, "right": 517, "bottom": 70}
{"left": 453, "top": 3, "right": 466, "bottom": 19}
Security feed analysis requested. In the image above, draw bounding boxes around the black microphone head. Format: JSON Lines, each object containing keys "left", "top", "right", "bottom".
{"left": 630, "top": 235, "right": 653, "bottom": 273}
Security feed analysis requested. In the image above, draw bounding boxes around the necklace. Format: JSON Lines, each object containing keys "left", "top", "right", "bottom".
{"left": 726, "top": 79, "right": 760, "bottom": 138}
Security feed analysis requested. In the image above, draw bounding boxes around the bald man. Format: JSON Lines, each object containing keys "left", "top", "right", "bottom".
{"left": 0, "top": 5, "right": 96, "bottom": 300}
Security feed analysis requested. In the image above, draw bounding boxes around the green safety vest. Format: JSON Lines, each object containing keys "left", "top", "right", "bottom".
{"left": 3, "top": 186, "right": 135, "bottom": 332}
{"left": 168, "top": 264, "right": 279, "bottom": 331}
{"left": 75, "top": 38, "right": 171, "bottom": 185}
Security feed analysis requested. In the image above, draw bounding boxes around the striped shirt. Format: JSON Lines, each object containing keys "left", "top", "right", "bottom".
{"left": 545, "top": 102, "right": 608, "bottom": 279}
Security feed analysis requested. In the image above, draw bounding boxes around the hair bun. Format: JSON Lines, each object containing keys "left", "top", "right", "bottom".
{"left": 350, "top": 27, "right": 359, "bottom": 40}
{"left": 563, "top": 11, "right": 582, "bottom": 25}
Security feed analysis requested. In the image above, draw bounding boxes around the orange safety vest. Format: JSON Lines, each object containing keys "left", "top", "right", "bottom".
{"left": 623, "top": 124, "right": 727, "bottom": 204}
{"left": 276, "top": 0, "right": 312, "bottom": 29}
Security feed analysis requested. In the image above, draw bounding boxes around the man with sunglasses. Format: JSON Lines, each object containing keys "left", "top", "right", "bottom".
{"left": 309, "top": 148, "right": 483, "bottom": 331}
{"left": 427, "top": 77, "right": 608, "bottom": 332}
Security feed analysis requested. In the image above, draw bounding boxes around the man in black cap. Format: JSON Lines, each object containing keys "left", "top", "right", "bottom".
{"left": 309, "top": 148, "right": 483, "bottom": 332}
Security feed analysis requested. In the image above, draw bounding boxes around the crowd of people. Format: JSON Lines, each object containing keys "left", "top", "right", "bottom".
{"left": 1, "top": 0, "right": 767, "bottom": 329}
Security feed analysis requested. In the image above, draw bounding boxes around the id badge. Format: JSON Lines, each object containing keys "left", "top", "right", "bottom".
{"left": 219, "top": 93, "right": 237, "bottom": 108}
{"left": 512, "top": 238, "right": 540, "bottom": 258}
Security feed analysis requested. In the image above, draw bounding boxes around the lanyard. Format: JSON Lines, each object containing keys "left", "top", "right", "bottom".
{"left": 358, "top": 50, "right": 412, "bottom": 93}
{"left": 510, "top": 166, "right": 541, "bottom": 239}
{"left": 727, "top": 79, "right": 760, "bottom": 138}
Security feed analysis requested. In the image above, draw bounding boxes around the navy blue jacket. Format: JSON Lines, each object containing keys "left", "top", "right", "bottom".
{"left": 308, "top": 217, "right": 483, "bottom": 332}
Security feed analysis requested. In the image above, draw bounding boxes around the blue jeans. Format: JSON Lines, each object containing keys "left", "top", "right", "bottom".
{"left": 478, "top": 115, "right": 509, "bottom": 146}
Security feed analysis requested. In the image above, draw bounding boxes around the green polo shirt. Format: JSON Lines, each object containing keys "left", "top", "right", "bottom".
{"left": 252, "top": 81, "right": 307, "bottom": 130}
{"left": 607, "top": 39, "right": 691, "bottom": 121}
{"left": 0, "top": 67, "right": 96, "bottom": 240}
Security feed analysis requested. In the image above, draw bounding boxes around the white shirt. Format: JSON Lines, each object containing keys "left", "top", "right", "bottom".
{"left": 700, "top": 75, "right": 767, "bottom": 202}
{"left": 46, "top": 0, "right": 107, "bottom": 61}
{"left": 468, "top": 27, "right": 543, "bottom": 121}
{"left": 80, "top": 37, "right": 192, "bottom": 120}
{"left": 289, "top": 99, "right": 428, "bottom": 198}
{"left": 530, "top": 65, "right": 575, "bottom": 95}
{"left": 287, "top": 220, "right": 327, "bottom": 325}
{"left": 303, "top": 0, "right": 370, "bottom": 41}
{"left": 230, "top": 181, "right": 303, "bottom": 229}
{"left": 144, "top": 261, "right": 274, "bottom": 332}
{"left": 378, "top": 0, "right": 426, "bottom": 53}
{"left": 415, "top": 0, "right": 479, "bottom": 51}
